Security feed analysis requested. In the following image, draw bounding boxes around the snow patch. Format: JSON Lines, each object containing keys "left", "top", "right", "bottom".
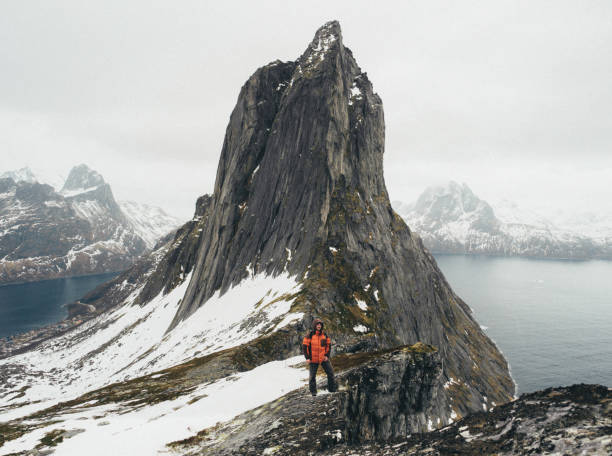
{"left": 273, "top": 312, "right": 304, "bottom": 331}
{"left": 0, "top": 272, "right": 302, "bottom": 423}
{"left": 61, "top": 185, "right": 101, "bottom": 198}
{"left": 443, "top": 377, "right": 460, "bottom": 389}
{"left": 44, "top": 200, "right": 64, "bottom": 208}
{"left": 427, "top": 418, "right": 434, "bottom": 432}
{"left": 2, "top": 357, "right": 309, "bottom": 456}
{"left": 353, "top": 324, "right": 368, "bottom": 333}
{"left": 355, "top": 299, "right": 368, "bottom": 311}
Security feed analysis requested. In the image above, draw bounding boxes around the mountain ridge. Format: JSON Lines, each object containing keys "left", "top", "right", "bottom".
{"left": 0, "top": 164, "right": 181, "bottom": 284}
{"left": 396, "top": 181, "right": 612, "bottom": 260}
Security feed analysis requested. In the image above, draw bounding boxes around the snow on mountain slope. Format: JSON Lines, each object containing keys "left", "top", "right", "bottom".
{"left": 545, "top": 210, "right": 612, "bottom": 242}
{"left": 60, "top": 164, "right": 105, "bottom": 194}
{"left": 396, "top": 182, "right": 612, "bottom": 259}
{"left": 1, "top": 356, "right": 308, "bottom": 456}
{"left": 119, "top": 200, "right": 182, "bottom": 248}
{"left": 0, "top": 165, "right": 180, "bottom": 283}
{"left": 492, "top": 198, "right": 557, "bottom": 229}
{"left": 0, "top": 268, "right": 301, "bottom": 423}
{"left": 0, "top": 167, "right": 38, "bottom": 185}
{"left": 0, "top": 171, "right": 145, "bottom": 284}
{"left": 0, "top": 166, "right": 66, "bottom": 192}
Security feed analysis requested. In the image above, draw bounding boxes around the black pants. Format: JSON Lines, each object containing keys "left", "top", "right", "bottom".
{"left": 309, "top": 360, "right": 337, "bottom": 395}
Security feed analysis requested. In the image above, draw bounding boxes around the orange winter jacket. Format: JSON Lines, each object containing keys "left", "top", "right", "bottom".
{"left": 302, "top": 330, "right": 331, "bottom": 364}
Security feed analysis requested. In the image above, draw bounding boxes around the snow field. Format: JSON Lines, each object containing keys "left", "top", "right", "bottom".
{"left": 0, "top": 272, "right": 302, "bottom": 423}
{"left": 0, "top": 356, "right": 309, "bottom": 456}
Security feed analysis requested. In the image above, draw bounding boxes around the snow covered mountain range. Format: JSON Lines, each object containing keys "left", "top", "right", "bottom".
{"left": 395, "top": 181, "right": 612, "bottom": 260}
{"left": 0, "top": 165, "right": 181, "bottom": 284}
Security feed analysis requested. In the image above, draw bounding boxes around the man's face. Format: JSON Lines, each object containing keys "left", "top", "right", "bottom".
{"left": 316, "top": 323, "right": 322, "bottom": 331}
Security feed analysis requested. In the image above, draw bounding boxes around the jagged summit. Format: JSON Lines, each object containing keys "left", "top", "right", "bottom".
{"left": 164, "top": 21, "right": 514, "bottom": 416}
{"left": 0, "top": 164, "right": 179, "bottom": 284}
{"left": 0, "top": 166, "right": 38, "bottom": 184}
{"left": 61, "top": 164, "right": 105, "bottom": 193}
{"left": 172, "top": 20, "right": 384, "bottom": 328}
{"left": 300, "top": 20, "right": 343, "bottom": 65}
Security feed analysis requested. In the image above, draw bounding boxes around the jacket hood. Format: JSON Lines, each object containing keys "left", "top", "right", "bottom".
{"left": 312, "top": 318, "right": 324, "bottom": 331}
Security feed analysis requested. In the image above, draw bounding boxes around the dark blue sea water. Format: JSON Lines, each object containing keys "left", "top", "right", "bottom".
{"left": 0, "top": 273, "right": 119, "bottom": 339}
{"left": 434, "top": 254, "right": 612, "bottom": 394}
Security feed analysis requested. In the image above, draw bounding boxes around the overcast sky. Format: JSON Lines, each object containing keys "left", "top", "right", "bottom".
{"left": 1, "top": 1, "right": 611, "bottom": 220}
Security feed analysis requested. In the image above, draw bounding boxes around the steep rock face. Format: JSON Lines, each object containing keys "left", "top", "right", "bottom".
{"left": 396, "top": 181, "right": 612, "bottom": 259}
{"left": 168, "top": 344, "right": 443, "bottom": 455}
{"left": 166, "top": 21, "right": 514, "bottom": 417}
{"left": 0, "top": 165, "right": 179, "bottom": 284}
{"left": 314, "top": 384, "right": 612, "bottom": 456}
{"left": 172, "top": 21, "right": 382, "bottom": 325}
{"left": 340, "top": 345, "right": 443, "bottom": 441}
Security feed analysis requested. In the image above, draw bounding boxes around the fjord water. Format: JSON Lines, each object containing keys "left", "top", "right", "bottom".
{"left": 434, "top": 254, "right": 612, "bottom": 394}
{"left": 0, "top": 272, "right": 118, "bottom": 339}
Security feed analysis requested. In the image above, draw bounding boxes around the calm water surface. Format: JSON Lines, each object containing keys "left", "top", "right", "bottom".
{"left": 0, "top": 273, "right": 119, "bottom": 339}
{"left": 434, "top": 254, "right": 612, "bottom": 394}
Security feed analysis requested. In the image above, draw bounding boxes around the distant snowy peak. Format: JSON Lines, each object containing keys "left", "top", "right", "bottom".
{"left": 0, "top": 166, "right": 66, "bottom": 191}
{"left": 0, "top": 167, "right": 38, "bottom": 184}
{"left": 1, "top": 165, "right": 104, "bottom": 196}
{"left": 119, "top": 200, "right": 183, "bottom": 249}
{"left": 403, "top": 181, "right": 500, "bottom": 235}
{"left": 413, "top": 181, "right": 492, "bottom": 217}
{"left": 0, "top": 164, "right": 180, "bottom": 283}
{"left": 60, "top": 164, "right": 105, "bottom": 195}
{"left": 397, "top": 181, "right": 612, "bottom": 260}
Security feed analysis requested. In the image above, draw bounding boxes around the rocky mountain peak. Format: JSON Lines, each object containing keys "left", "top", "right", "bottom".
{"left": 412, "top": 181, "right": 496, "bottom": 224}
{"left": 172, "top": 20, "right": 385, "bottom": 327}
{"left": 61, "top": 164, "right": 105, "bottom": 193}
{"left": 299, "top": 20, "right": 343, "bottom": 67}
{"left": 0, "top": 166, "right": 37, "bottom": 184}
{"left": 163, "top": 21, "right": 514, "bottom": 418}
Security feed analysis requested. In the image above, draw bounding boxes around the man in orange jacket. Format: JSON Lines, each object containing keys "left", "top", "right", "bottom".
{"left": 302, "top": 318, "right": 337, "bottom": 396}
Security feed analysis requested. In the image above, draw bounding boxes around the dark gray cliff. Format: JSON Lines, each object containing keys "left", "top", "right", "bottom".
{"left": 163, "top": 20, "right": 514, "bottom": 418}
